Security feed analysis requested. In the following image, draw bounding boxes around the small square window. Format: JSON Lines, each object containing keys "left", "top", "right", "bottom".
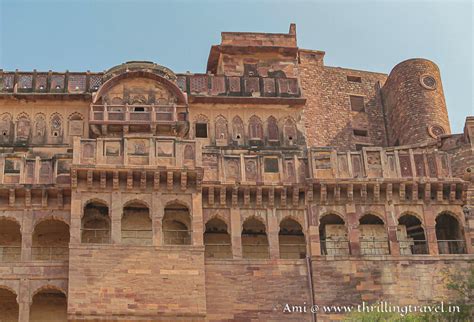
{"left": 347, "top": 75, "right": 362, "bottom": 83}
{"left": 264, "top": 158, "right": 279, "bottom": 173}
{"left": 133, "top": 107, "right": 145, "bottom": 112}
{"left": 4, "top": 159, "right": 20, "bottom": 174}
{"left": 350, "top": 95, "right": 365, "bottom": 112}
{"left": 353, "top": 129, "right": 368, "bottom": 137}
{"left": 195, "top": 123, "right": 208, "bottom": 138}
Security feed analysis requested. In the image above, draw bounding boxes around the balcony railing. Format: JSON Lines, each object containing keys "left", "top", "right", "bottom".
{"left": 81, "top": 228, "right": 111, "bottom": 244}
{"left": 121, "top": 229, "right": 153, "bottom": 246}
{"left": 0, "top": 246, "right": 21, "bottom": 262}
{"left": 279, "top": 243, "right": 307, "bottom": 259}
{"left": 242, "top": 243, "right": 270, "bottom": 259}
{"left": 360, "top": 238, "right": 390, "bottom": 256}
{"left": 437, "top": 240, "right": 467, "bottom": 254}
{"left": 398, "top": 239, "right": 429, "bottom": 255}
{"left": 205, "top": 243, "right": 233, "bottom": 259}
{"left": 320, "top": 239, "right": 351, "bottom": 256}
{"left": 162, "top": 229, "right": 192, "bottom": 245}
{"left": 90, "top": 104, "right": 186, "bottom": 124}
{"left": 31, "top": 247, "right": 69, "bottom": 261}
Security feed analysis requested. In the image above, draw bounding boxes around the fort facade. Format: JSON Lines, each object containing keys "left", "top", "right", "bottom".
{"left": 0, "top": 24, "right": 473, "bottom": 321}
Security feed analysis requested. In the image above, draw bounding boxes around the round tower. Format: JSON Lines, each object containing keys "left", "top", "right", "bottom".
{"left": 382, "top": 58, "right": 451, "bottom": 146}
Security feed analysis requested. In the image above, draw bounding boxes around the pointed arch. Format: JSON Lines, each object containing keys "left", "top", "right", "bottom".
{"left": 214, "top": 115, "right": 228, "bottom": 142}
{"left": 266, "top": 115, "right": 279, "bottom": 141}
{"left": 248, "top": 115, "right": 263, "bottom": 140}
{"left": 282, "top": 117, "right": 297, "bottom": 145}
{"left": 231, "top": 115, "right": 245, "bottom": 143}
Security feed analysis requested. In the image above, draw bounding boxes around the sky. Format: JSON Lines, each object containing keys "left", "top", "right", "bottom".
{"left": 0, "top": 0, "right": 472, "bottom": 133}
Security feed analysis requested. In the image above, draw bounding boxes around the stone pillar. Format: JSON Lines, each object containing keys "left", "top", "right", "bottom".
{"left": 18, "top": 278, "right": 30, "bottom": 322}
{"left": 385, "top": 203, "right": 400, "bottom": 256}
{"left": 230, "top": 208, "right": 242, "bottom": 259}
{"left": 192, "top": 192, "right": 203, "bottom": 246}
{"left": 307, "top": 205, "right": 321, "bottom": 256}
{"left": 70, "top": 192, "right": 82, "bottom": 244}
{"left": 424, "top": 206, "right": 439, "bottom": 255}
{"left": 346, "top": 203, "right": 360, "bottom": 256}
{"left": 267, "top": 209, "right": 280, "bottom": 259}
{"left": 426, "top": 226, "right": 439, "bottom": 255}
{"left": 152, "top": 191, "right": 163, "bottom": 246}
{"left": 21, "top": 210, "right": 32, "bottom": 262}
{"left": 110, "top": 191, "right": 122, "bottom": 244}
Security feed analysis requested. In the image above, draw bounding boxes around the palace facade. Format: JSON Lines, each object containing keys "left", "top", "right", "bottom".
{"left": 0, "top": 24, "right": 473, "bottom": 321}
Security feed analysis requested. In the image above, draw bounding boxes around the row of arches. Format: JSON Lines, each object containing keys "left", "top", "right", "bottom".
{"left": 204, "top": 216, "right": 306, "bottom": 259}
{"left": 194, "top": 114, "right": 299, "bottom": 146}
{"left": 81, "top": 201, "right": 192, "bottom": 246}
{"left": 319, "top": 212, "right": 466, "bottom": 255}
{"left": 0, "top": 218, "right": 69, "bottom": 262}
{"left": 0, "top": 286, "right": 66, "bottom": 322}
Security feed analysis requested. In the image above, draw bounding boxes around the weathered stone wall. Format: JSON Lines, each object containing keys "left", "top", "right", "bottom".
{"left": 299, "top": 50, "right": 388, "bottom": 150}
{"left": 312, "top": 256, "right": 473, "bottom": 321}
{"left": 205, "top": 260, "right": 311, "bottom": 321}
{"left": 67, "top": 245, "right": 207, "bottom": 320}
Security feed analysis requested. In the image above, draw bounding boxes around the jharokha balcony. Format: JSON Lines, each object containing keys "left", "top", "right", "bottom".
{"left": 89, "top": 103, "right": 188, "bottom": 136}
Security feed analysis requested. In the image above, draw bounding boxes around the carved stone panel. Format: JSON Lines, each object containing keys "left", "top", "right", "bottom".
{"left": 224, "top": 158, "right": 241, "bottom": 181}
{"left": 244, "top": 158, "right": 258, "bottom": 182}
{"left": 202, "top": 154, "right": 218, "bottom": 181}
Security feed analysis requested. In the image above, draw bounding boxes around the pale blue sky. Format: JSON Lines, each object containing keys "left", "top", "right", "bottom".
{"left": 0, "top": 0, "right": 472, "bottom": 132}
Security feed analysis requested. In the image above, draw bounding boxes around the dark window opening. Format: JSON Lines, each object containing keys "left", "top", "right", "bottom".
{"left": 195, "top": 123, "right": 208, "bottom": 138}
{"left": 133, "top": 107, "right": 145, "bottom": 112}
{"left": 350, "top": 95, "right": 365, "bottom": 112}
{"left": 264, "top": 158, "right": 279, "bottom": 173}
{"left": 355, "top": 144, "right": 370, "bottom": 151}
{"left": 244, "top": 64, "right": 258, "bottom": 77}
{"left": 347, "top": 75, "right": 362, "bottom": 83}
{"left": 353, "top": 129, "right": 368, "bottom": 137}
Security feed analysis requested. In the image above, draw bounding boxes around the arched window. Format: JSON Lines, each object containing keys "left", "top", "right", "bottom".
{"left": 215, "top": 116, "right": 228, "bottom": 145}
{"left": 266, "top": 116, "right": 279, "bottom": 142}
{"left": 279, "top": 218, "right": 306, "bottom": 259}
{"left": 0, "top": 287, "right": 18, "bottom": 321}
{"left": 436, "top": 213, "right": 466, "bottom": 254}
{"left": 398, "top": 214, "right": 428, "bottom": 254}
{"left": 122, "top": 201, "right": 152, "bottom": 246}
{"left": 319, "top": 214, "right": 348, "bottom": 256}
{"left": 242, "top": 217, "right": 269, "bottom": 259}
{"left": 16, "top": 113, "right": 31, "bottom": 142}
{"left": 0, "top": 218, "right": 21, "bottom": 262}
{"left": 231, "top": 116, "right": 245, "bottom": 144}
{"left": 81, "top": 202, "right": 110, "bottom": 244}
{"left": 283, "top": 118, "right": 297, "bottom": 146}
{"left": 359, "top": 214, "right": 389, "bottom": 255}
{"left": 30, "top": 288, "right": 67, "bottom": 321}
{"left": 248, "top": 115, "right": 263, "bottom": 141}
{"left": 163, "top": 203, "right": 191, "bottom": 245}
{"left": 50, "top": 113, "right": 63, "bottom": 138}
{"left": 204, "top": 217, "right": 231, "bottom": 258}
{"left": 32, "top": 220, "right": 69, "bottom": 261}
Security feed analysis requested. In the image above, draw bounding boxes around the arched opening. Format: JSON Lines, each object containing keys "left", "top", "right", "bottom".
{"left": 248, "top": 115, "right": 264, "bottom": 141}
{"left": 121, "top": 201, "right": 152, "bottom": 246}
{"left": 81, "top": 201, "right": 110, "bottom": 244}
{"left": 436, "top": 213, "right": 466, "bottom": 254}
{"left": 0, "top": 218, "right": 21, "bottom": 262}
{"left": 214, "top": 116, "right": 228, "bottom": 145}
{"left": 279, "top": 218, "right": 306, "bottom": 259}
{"left": 266, "top": 116, "right": 279, "bottom": 142}
{"left": 231, "top": 116, "right": 245, "bottom": 145}
{"left": 359, "top": 214, "right": 389, "bottom": 255}
{"left": 0, "top": 287, "right": 18, "bottom": 322}
{"left": 162, "top": 203, "right": 191, "bottom": 245}
{"left": 319, "top": 214, "right": 349, "bottom": 255}
{"left": 204, "top": 218, "right": 232, "bottom": 259}
{"left": 242, "top": 217, "right": 269, "bottom": 259}
{"left": 283, "top": 118, "right": 297, "bottom": 146}
{"left": 397, "top": 214, "right": 428, "bottom": 254}
{"left": 32, "top": 220, "right": 69, "bottom": 261}
{"left": 30, "top": 289, "right": 67, "bottom": 322}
